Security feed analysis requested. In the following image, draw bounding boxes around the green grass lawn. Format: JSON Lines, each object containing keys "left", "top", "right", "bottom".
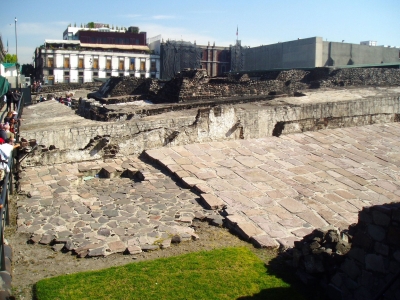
{"left": 35, "top": 247, "right": 305, "bottom": 300}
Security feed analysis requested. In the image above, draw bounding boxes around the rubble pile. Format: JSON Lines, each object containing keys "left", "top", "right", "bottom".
{"left": 287, "top": 204, "right": 400, "bottom": 300}
{"left": 319, "top": 68, "right": 400, "bottom": 88}
{"left": 289, "top": 227, "right": 351, "bottom": 285}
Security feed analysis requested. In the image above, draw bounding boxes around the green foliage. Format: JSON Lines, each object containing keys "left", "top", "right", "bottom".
{"left": 35, "top": 247, "right": 304, "bottom": 300}
{"left": 4, "top": 53, "right": 17, "bottom": 63}
{"left": 87, "top": 22, "right": 95, "bottom": 29}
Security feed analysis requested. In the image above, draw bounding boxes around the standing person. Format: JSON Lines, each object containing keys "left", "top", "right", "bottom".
{"left": 12, "top": 91, "right": 20, "bottom": 110}
{"left": 5, "top": 90, "right": 13, "bottom": 112}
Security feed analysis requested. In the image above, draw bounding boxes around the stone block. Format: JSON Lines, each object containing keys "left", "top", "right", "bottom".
{"left": 374, "top": 242, "right": 389, "bottom": 256}
{"left": 365, "top": 254, "right": 385, "bottom": 273}
{"left": 140, "top": 245, "right": 159, "bottom": 251}
{"left": 39, "top": 234, "right": 54, "bottom": 245}
{"left": 341, "top": 259, "right": 361, "bottom": 280}
{"left": 99, "top": 166, "right": 118, "bottom": 178}
{"left": 251, "top": 235, "right": 279, "bottom": 248}
{"left": 127, "top": 245, "right": 142, "bottom": 254}
{"left": 372, "top": 210, "right": 391, "bottom": 226}
{"left": 200, "top": 194, "right": 225, "bottom": 210}
{"left": 235, "top": 222, "right": 265, "bottom": 240}
{"left": 108, "top": 241, "right": 126, "bottom": 253}
{"left": 88, "top": 247, "right": 107, "bottom": 257}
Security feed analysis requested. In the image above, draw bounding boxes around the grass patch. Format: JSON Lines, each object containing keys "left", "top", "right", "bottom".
{"left": 35, "top": 247, "right": 305, "bottom": 300}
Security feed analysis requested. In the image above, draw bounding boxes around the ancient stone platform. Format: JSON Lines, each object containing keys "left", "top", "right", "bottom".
{"left": 145, "top": 122, "right": 400, "bottom": 248}
{"left": 17, "top": 157, "right": 220, "bottom": 257}
{"left": 18, "top": 122, "right": 400, "bottom": 254}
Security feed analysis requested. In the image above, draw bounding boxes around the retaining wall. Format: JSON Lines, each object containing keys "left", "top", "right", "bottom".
{"left": 20, "top": 94, "right": 400, "bottom": 166}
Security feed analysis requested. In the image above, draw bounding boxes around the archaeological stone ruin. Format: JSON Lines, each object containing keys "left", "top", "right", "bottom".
{"left": 16, "top": 66, "right": 400, "bottom": 299}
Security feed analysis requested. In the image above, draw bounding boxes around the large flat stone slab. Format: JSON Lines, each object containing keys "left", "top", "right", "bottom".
{"left": 147, "top": 123, "right": 400, "bottom": 248}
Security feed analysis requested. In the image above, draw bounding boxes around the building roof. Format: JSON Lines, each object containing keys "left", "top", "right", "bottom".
{"left": 81, "top": 43, "right": 149, "bottom": 51}
{"left": 2, "top": 63, "right": 16, "bottom": 69}
{"left": 45, "top": 39, "right": 80, "bottom": 45}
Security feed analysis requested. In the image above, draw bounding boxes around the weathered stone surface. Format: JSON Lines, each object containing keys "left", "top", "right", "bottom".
{"left": 107, "top": 241, "right": 126, "bottom": 253}
{"left": 140, "top": 245, "right": 159, "bottom": 251}
{"left": 39, "top": 234, "right": 54, "bottom": 245}
{"left": 251, "top": 235, "right": 279, "bottom": 248}
{"left": 200, "top": 194, "right": 225, "bottom": 210}
{"left": 235, "top": 222, "right": 265, "bottom": 240}
{"left": 127, "top": 245, "right": 142, "bottom": 255}
{"left": 365, "top": 254, "right": 385, "bottom": 273}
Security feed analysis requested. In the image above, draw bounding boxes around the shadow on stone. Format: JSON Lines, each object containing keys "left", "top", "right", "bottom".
{"left": 268, "top": 203, "right": 400, "bottom": 300}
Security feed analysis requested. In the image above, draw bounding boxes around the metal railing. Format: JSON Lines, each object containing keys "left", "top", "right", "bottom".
{"left": 0, "top": 91, "right": 24, "bottom": 271}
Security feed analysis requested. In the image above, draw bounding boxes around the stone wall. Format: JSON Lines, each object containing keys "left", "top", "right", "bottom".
{"left": 39, "top": 82, "right": 102, "bottom": 94}
{"left": 80, "top": 68, "right": 400, "bottom": 109}
{"left": 20, "top": 95, "right": 400, "bottom": 166}
{"left": 288, "top": 203, "right": 400, "bottom": 300}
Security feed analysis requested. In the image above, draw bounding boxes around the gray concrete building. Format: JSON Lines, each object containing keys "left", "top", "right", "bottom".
{"left": 232, "top": 37, "right": 400, "bottom": 71}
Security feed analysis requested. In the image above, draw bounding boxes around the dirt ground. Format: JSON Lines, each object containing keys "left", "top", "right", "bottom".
{"left": 7, "top": 193, "right": 280, "bottom": 300}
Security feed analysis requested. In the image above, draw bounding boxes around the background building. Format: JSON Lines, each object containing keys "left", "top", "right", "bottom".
{"left": 35, "top": 23, "right": 160, "bottom": 84}
{"left": 233, "top": 37, "right": 400, "bottom": 72}
{"left": 159, "top": 40, "right": 230, "bottom": 80}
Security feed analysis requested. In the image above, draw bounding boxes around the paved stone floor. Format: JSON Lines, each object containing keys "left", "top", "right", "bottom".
{"left": 18, "top": 122, "right": 400, "bottom": 254}
{"left": 18, "top": 158, "right": 218, "bottom": 257}
{"left": 146, "top": 123, "right": 400, "bottom": 248}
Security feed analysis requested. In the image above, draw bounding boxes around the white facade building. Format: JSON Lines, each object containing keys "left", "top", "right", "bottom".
{"left": 36, "top": 40, "right": 160, "bottom": 84}
{"left": 360, "top": 41, "right": 377, "bottom": 46}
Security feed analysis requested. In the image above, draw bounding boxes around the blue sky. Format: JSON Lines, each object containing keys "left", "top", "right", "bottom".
{"left": 1, "top": 0, "right": 399, "bottom": 64}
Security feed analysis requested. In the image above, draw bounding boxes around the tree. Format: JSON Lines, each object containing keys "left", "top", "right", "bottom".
{"left": 4, "top": 54, "right": 17, "bottom": 63}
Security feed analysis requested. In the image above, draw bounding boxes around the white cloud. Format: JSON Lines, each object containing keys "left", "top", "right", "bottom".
{"left": 151, "top": 15, "right": 175, "bottom": 20}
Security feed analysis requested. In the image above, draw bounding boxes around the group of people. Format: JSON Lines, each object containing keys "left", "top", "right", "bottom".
{"left": 32, "top": 81, "right": 42, "bottom": 93}
{"left": 0, "top": 94, "right": 21, "bottom": 185}
{"left": 4, "top": 90, "right": 21, "bottom": 112}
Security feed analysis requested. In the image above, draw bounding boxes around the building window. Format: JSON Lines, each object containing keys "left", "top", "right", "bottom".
{"left": 47, "top": 57, "right": 54, "bottom": 68}
{"left": 78, "top": 77, "right": 84, "bottom": 84}
{"left": 106, "top": 58, "right": 112, "bottom": 70}
{"left": 78, "top": 71, "right": 84, "bottom": 76}
{"left": 140, "top": 74, "right": 145, "bottom": 78}
{"left": 49, "top": 70, "right": 54, "bottom": 75}
{"left": 150, "top": 59, "right": 156, "bottom": 72}
{"left": 78, "top": 57, "right": 84, "bottom": 68}
{"left": 106, "top": 72, "right": 111, "bottom": 77}
{"left": 119, "top": 73, "right": 124, "bottom": 77}
{"left": 93, "top": 58, "right": 99, "bottom": 69}
{"left": 119, "top": 59, "right": 124, "bottom": 70}
{"left": 93, "top": 72, "right": 98, "bottom": 76}
{"left": 129, "top": 58, "right": 135, "bottom": 70}
{"left": 64, "top": 71, "right": 70, "bottom": 76}
{"left": 64, "top": 56, "right": 70, "bottom": 68}
{"left": 129, "top": 73, "right": 135, "bottom": 77}
{"left": 151, "top": 74, "right": 156, "bottom": 78}
{"left": 64, "top": 77, "right": 70, "bottom": 84}
{"left": 140, "top": 60, "right": 145, "bottom": 71}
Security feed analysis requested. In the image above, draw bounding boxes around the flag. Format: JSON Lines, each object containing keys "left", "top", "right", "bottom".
{"left": 6, "top": 39, "right": 8, "bottom": 53}
{"left": 236, "top": 26, "right": 238, "bottom": 37}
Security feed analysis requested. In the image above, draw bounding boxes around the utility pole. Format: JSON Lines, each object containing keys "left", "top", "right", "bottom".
{"left": 15, "top": 17, "right": 19, "bottom": 90}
